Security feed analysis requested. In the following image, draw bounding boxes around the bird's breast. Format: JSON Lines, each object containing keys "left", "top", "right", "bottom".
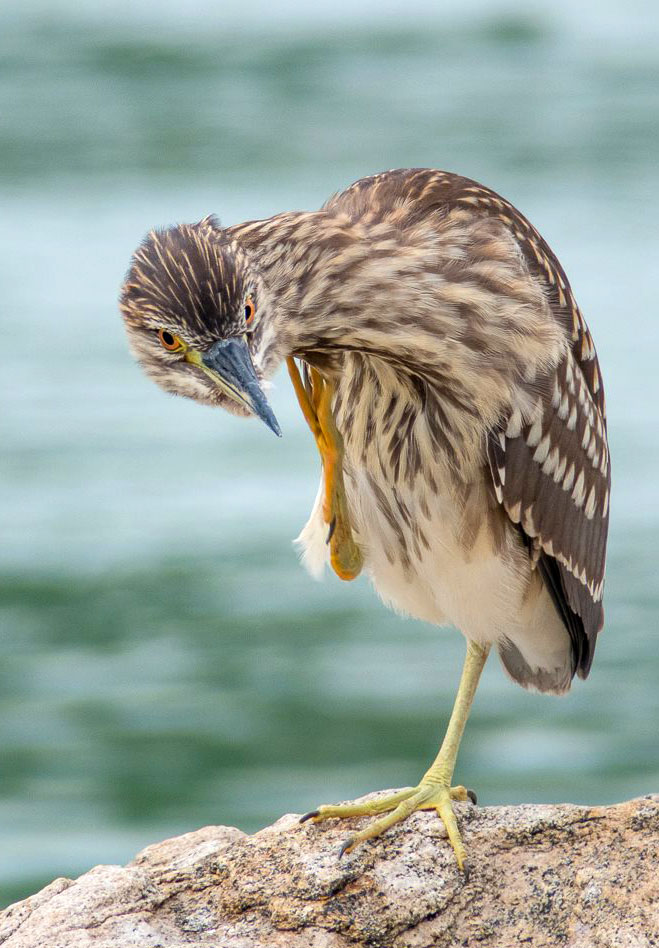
{"left": 329, "top": 361, "right": 537, "bottom": 645}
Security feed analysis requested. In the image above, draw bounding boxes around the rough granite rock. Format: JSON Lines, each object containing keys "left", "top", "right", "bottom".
{"left": 1, "top": 794, "right": 657, "bottom": 948}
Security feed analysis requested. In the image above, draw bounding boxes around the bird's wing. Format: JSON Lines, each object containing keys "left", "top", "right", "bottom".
{"left": 487, "top": 352, "right": 610, "bottom": 678}
{"left": 464, "top": 180, "right": 612, "bottom": 680}
{"left": 326, "top": 169, "right": 611, "bottom": 678}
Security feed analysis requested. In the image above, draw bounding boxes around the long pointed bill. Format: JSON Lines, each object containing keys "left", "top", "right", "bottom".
{"left": 195, "top": 337, "right": 281, "bottom": 436}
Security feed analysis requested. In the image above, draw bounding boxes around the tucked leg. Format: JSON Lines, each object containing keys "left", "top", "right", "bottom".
{"left": 301, "top": 640, "right": 490, "bottom": 873}
{"left": 286, "top": 357, "right": 363, "bottom": 581}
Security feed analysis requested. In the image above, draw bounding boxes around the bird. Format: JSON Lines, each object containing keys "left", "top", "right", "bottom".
{"left": 119, "top": 168, "right": 610, "bottom": 874}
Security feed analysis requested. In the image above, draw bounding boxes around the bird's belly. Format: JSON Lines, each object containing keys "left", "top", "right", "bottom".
{"left": 347, "top": 469, "right": 534, "bottom": 648}
{"left": 296, "top": 464, "right": 572, "bottom": 689}
{"left": 296, "top": 463, "right": 569, "bottom": 670}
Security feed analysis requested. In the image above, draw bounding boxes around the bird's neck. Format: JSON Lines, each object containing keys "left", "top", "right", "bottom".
{"left": 230, "top": 208, "right": 444, "bottom": 375}
{"left": 228, "top": 206, "right": 565, "bottom": 446}
{"left": 229, "top": 208, "right": 369, "bottom": 331}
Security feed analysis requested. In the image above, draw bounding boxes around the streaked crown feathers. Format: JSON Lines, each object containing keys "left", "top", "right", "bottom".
{"left": 119, "top": 216, "right": 250, "bottom": 345}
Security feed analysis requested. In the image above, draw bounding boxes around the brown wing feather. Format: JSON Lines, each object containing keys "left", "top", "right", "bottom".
{"left": 329, "top": 169, "right": 611, "bottom": 676}
{"left": 487, "top": 356, "right": 610, "bottom": 677}
{"left": 419, "top": 167, "right": 611, "bottom": 677}
{"left": 479, "top": 209, "right": 611, "bottom": 678}
{"left": 329, "top": 168, "right": 606, "bottom": 417}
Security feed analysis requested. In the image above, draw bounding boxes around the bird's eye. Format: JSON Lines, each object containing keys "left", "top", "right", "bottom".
{"left": 244, "top": 297, "right": 256, "bottom": 326}
{"left": 158, "top": 329, "right": 183, "bottom": 351}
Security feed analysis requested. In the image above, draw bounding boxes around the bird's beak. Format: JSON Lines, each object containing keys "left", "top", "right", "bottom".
{"left": 189, "top": 337, "right": 281, "bottom": 436}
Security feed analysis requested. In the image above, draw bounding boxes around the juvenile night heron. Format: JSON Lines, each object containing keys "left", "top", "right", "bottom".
{"left": 120, "top": 168, "right": 610, "bottom": 873}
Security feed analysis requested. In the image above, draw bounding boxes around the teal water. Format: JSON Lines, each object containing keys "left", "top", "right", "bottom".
{"left": 1, "top": 0, "right": 658, "bottom": 908}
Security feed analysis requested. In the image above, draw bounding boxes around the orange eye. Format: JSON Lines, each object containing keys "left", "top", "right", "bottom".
{"left": 244, "top": 297, "right": 256, "bottom": 326}
{"left": 158, "top": 329, "right": 182, "bottom": 351}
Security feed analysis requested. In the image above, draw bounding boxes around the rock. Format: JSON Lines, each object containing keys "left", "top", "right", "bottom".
{"left": 1, "top": 794, "right": 657, "bottom": 947}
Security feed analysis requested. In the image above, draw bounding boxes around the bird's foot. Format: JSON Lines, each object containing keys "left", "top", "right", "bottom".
{"left": 300, "top": 782, "right": 476, "bottom": 873}
{"left": 312, "top": 370, "right": 363, "bottom": 581}
{"left": 286, "top": 357, "right": 363, "bottom": 581}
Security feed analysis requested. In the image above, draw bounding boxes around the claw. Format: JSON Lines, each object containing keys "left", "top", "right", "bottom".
{"left": 462, "top": 859, "right": 471, "bottom": 881}
{"left": 303, "top": 783, "right": 476, "bottom": 869}
{"left": 338, "top": 837, "right": 355, "bottom": 858}
{"left": 467, "top": 789, "right": 477, "bottom": 805}
{"left": 299, "top": 810, "right": 320, "bottom": 824}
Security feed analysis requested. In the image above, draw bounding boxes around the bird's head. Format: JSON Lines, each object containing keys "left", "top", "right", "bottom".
{"left": 119, "top": 216, "right": 281, "bottom": 436}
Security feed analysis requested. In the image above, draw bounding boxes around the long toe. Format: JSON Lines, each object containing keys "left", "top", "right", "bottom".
{"left": 301, "top": 787, "right": 416, "bottom": 824}
{"left": 302, "top": 783, "right": 473, "bottom": 872}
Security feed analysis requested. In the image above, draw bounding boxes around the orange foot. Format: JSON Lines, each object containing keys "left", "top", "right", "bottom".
{"left": 286, "top": 357, "right": 363, "bottom": 581}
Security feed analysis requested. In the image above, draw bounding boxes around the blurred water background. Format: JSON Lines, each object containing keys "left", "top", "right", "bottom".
{"left": 1, "top": 0, "right": 658, "bottom": 908}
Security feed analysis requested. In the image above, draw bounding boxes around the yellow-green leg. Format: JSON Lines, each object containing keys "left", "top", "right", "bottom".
{"left": 286, "top": 357, "right": 363, "bottom": 581}
{"left": 301, "top": 640, "right": 490, "bottom": 874}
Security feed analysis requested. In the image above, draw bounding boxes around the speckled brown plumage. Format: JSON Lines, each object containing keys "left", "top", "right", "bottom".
{"left": 120, "top": 168, "right": 610, "bottom": 694}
